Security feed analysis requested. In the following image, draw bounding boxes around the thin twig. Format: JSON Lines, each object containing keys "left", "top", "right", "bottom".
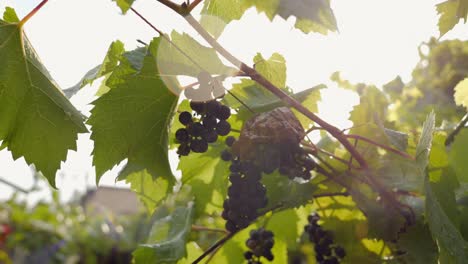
{"left": 18, "top": 0, "right": 49, "bottom": 28}
{"left": 346, "top": 134, "right": 414, "bottom": 160}
{"left": 445, "top": 113, "right": 468, "bottom": 146}
{"left": 156, "top": 0, "right": 183, "bottom": 14}
{"left": 313, "top": 192, "right": 349, "bottom": 199}
{"left": 0, "top": 177, "right": 30, "bottom": 194}
{"left": 191, "top": 225, "right": 228, "bottom": 234}
{"left": 188, "top": 0, "right": 204, "bottom": 12}
{"left": 192, "top": 232, "right": 236, "bottom": 264}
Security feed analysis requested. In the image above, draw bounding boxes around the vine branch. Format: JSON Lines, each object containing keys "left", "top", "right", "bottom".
{"left": 192, "top": 232, "right": 236, "bottom": 264}
{"left": 346, "top": 134, "right": 415, "bottom": 160}
{"left": 18, "top": 0, "right": 49, "bottom": 28}
{"left": 445, "top": 113, "right": 468, "bottom": 146}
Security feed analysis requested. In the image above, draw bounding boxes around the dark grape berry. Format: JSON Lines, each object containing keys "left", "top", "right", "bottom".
{"left": 216, "top": 120, "right": 231, "bottom": 136}
{"left": 203, "top": 115, "right": 217, "bottom": 129}
{"left": 225, "top": 136, "right": 236, "bottom": 147}
{"left": 334, "top": 246, "right": 346, "bottom": 259}
{"left": 188, "top": 122, "right": 205, "bottom": 137}
{"left": 202, "top": 129, "right": 218, "bottom": 143}
{"left": 190, "top": 101, "right": 205, "bottom": 114}
{"left": 304, "top": 213, "right": 345, "bottom": 263}
{"left": 178, "top": 111, "right": 192, "bottom": 125}
{"left": 221, "top": 150, "right": 232, "bottom": 161}
{"left": 216, "top": 105, "right": 231, "bottom": 120}
{"left": 177, "top": 144, "right": 190, "bottom": 156}
{"left": 206, "top": 100, "right": 220, "bottom": 114}
{"left": 190, "top": 139, "right": 208, "bottom": 153}
{"left": 175, "top": 128, "right": 190, "bottom": 143}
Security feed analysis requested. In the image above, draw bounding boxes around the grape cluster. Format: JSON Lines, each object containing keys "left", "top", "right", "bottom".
{"left": 304, "top": 213, "right": 346, "bottom": 264}
{"left": 276, "top": 144, "right": 316, "bottom": 180}
{"left": 244, "top": 228, "right": 275, "bottom": 263}
{"left": 239, "top": 143, "right": 316, "bottom": 180}
{"left": 175, "top": 100, "right": 231, "bottom": 156}
{"left": 221, "top": 138, "right": 268, "bottom": 233}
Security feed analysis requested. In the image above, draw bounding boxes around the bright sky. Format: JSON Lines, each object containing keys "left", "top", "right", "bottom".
{"left": 0, "top": 0, "right": 467, "bottom": 203}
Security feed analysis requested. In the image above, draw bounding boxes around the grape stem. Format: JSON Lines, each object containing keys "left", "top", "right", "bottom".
{"left": 191, "top": 225, "right": 228, "bottom": 234}
{"left": 192, "top": 232, "right": 236, "bottom": 264}
{"left": 346, "top": 134, "right": 415, "bottom": 160}
{"left": 188, "top": 0, "right": 204, "bottom": 11}
{"left": 445, "top": 113, "right": 468, "bottom": 146}
{"left": 313, "top": 192, "right": 349, "bottom": 198}
{"left": 18, "top": 0, "right": 49, "bottom": 28}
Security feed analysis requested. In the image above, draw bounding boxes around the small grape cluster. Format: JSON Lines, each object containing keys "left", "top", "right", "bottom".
{"left": 244, "top": 228, "right": 275, "bottom": 263}
{"left": 221, "top": 137, "right": 268, "bottom": 233}
{"left": 304, "top": 213, "right": 346, "bottom": 264}
{"left": 175, "top": 100, "right": 231, "bottom": 156}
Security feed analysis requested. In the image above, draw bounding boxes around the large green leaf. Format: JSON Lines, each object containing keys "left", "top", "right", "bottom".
{"left": 454, "top": 78, "right": 468, "bottom": 109}
{"left": 157, "top": 31, "right": 236, "bottom": 78}
{"left": 415, "top": 111, "right": 435, "bottom": 170}
{"left": 126, "top": 171, "right": 172, "bottom": 213}
{"left": 395, "top": 223, "right": 438, "bottom": 264}
{"left": 0, "top": 17, "right": 87, "bottom": 186}
{"left": 425, "top": 171, "right": 468, "bottom": 263}
{"left": 65, "top": 40, "right": 125, "bottom": 97}
{"left": 202, "top": 0, "right": 337, "bottom": 34}
{"left": 178, "top": 141, "right": 230, "bottom": 217}
{"left": 450, "top": 130, "right": 468, "bottom": 183}
{"left": 88, "top": 38, "right": 178, "bottom": 185}
{"left": 133, "top": 187, "right": 195, "bottom": 263}
{"left": 437, "top": 0, "right": 468, "bottom": 37}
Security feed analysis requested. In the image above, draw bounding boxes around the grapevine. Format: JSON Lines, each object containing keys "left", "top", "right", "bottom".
{"left": 1, "top": 0, "right": 468, "bottom": 264}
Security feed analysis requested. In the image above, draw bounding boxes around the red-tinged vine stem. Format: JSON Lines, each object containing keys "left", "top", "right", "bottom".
{"left": 188, "top": 0, "right": 204, "bottom": 12}
{"left": 346, "top": 134, "right": 415, "bottom": 160}
{"left": 18, "top": 0, "right": 49, "bottom": 28}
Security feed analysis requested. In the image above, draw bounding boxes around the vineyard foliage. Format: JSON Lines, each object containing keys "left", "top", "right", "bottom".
{"left": 1, "top": 0, "right": 468, "bottom": 263}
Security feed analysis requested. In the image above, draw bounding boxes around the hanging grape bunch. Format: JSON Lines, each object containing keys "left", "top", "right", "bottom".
{"left": 175, "top": 100, "right": 231, "bottom": 155}
{"left": 175, "top": 72, "right": 231, "bottom": 156}
{"left": 244, "top": 228, "right": 275, "bottom": 263}
{"left": 304, "top": 213, "right": 346, "bottom": 264}
{"left": 221, "top": 137, "right": 268, "bottom": 233}
{"left": 231, "top": 107, "right": 316, "bottom": 179}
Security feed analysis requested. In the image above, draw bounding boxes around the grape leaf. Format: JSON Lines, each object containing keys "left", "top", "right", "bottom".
{"left": 425, "top": 171, "right": 468, "bottom": 263}
{"left": 265, "top": 209, "right": 300, "bottom": 249}
{"left": 133, "top": 187, "right": 194, "bottom": 263}
{"left": 454, "top": 78, "right": 468, "bottom": 110}
{"left": 65, "top": 40, "right": 125, "bottom": 98}
{"left": 378, "top": 157, "right": 424, "bottom": 193}
{"left": 415, "top": 111, "right": 435, "bottom": 170}
{"left": 395, "top": 223, "right": 438, "bottom": 264}
{"left": 0, "top": 18, "right": 87, "bottom": 186}
{"left": 178, "top": 141, "right": 230, "bottom": 217}
{"left": 224, "top": 53, "right": 324, "bottom": 125}
{"left": 112, "top": 0, "right": 135, "bottom": 14}
{"left": 437, "top": 0, "right": 468, "bottom": 37}
{"left": 88, "top": 38, "right": 178, "bottom": 184}
{"left": 157, "top": 31, "right": 236, "bottom": 78}
{"left": 202, "top": 0, "right": 337, "bottom": 34}
{"left": 261, "top": 172, "right": 316, "bottom": 209}
{"left": 177, "top": 242, "right": 204, "bottom": 264}
{"left": 449, "top": 130, "right": 468, "bottom": 183}
{"left": 125, "top": 171, "right": 172, "bottom": 213}
{"left": 3, "top": 7, "right": 19, "bottom": 23}
{"left": 225, "top": 53, "right": 287, "bottom": 110}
